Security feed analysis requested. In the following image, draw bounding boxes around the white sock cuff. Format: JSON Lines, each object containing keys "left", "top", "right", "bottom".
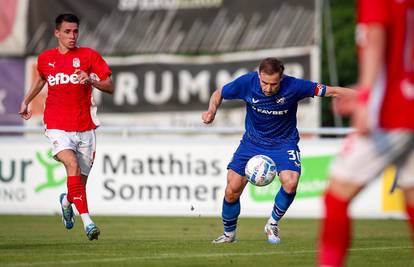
{"left": 268, "top": 217, "right": 278, "bottom": 224}
{"left": 224, "top": 231, "right": 236, "bottom": 237}
{"left": 80, "top": 213, "right": 94, "bottom": 229}
{"left": 61, "top": 194, "right": 71, "bottom": 208}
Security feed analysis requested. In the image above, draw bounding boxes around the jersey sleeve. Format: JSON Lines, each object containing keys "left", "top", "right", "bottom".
{"left": 358, "top": 0, "right": 390, "bottom": 25}
{"left": 292, "top": 77, "right": 325, "bottom": 99}
{"left": 90, "top": 49, "right": 112, "bottom": 81}
{"left": 221, "top": 74, "right": 250, "bottom": 100}
{"left": 36, "top": 54, "right": 46, "bottom": 79}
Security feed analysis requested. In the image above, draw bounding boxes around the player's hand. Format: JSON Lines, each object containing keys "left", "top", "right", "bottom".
{"left": 332, "top": 93, "right": 357, "bottom": 116}
{"left": 202, "top": 110, "right": 215, "bottom": 124}
{"left": 19, "top": 102, "right": 32, "bottom": 120}
{"left": 74, "top": 69, "right": 90, "bottom": 84}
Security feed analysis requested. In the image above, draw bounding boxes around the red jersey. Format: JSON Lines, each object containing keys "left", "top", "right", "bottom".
{"left": 37, "top": 47, "right": 112, "bottom": 131}
{"left": 358, "top": 0, "right": 414, "bottom": 129}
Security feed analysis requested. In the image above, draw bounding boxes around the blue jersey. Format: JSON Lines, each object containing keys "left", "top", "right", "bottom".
{"left": 222, "top": 71, "right": 323, "bottom": 147}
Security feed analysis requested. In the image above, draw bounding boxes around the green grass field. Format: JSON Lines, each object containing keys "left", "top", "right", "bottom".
{"left": 0, "top": 215, "right": 412, "bottom": 266}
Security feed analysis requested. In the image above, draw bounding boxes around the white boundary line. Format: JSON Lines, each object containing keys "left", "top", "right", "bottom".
{"left": 3, "top": 246, "right": 412, "bottom": 266}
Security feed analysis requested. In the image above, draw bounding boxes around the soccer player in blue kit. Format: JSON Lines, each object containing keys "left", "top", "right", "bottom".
{"left": 202, "top": 58, "right": 354, "bottom": 244}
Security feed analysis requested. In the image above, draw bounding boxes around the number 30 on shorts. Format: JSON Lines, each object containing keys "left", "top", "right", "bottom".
{"left": 287, "top": 150, "right": 301, "bottom": 162}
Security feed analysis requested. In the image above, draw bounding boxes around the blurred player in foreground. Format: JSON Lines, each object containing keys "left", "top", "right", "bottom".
{"left": 19, "top": 13, "right": 114, "bottom": 240}
{"left": 202, "top": 57, "right": 354, "bottom": 244}
{"left": 318, "top": 0, "right": 414, "bottom": 265}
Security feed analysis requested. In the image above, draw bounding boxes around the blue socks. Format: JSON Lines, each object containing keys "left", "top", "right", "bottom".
{"left": 222, "top": 198, "right": 240, "bottom": 233}
{"left": 221, "top": 187, "right": 295, "bottom": 233}
{"left": 271, "top": 186, "right": 296, "bottom": 222}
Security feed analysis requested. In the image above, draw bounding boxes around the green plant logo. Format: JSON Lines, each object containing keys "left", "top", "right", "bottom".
{"left": 249, "top": 155, "right": 334, "bottom": 201}
{"left": 34, "top": 149, "right": 66, "bottom": 192}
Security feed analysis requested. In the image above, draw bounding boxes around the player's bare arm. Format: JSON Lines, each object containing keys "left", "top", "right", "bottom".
{"left": 351, "top": 25, "right": 386, "bottom": 134}
{"left": 74, "top": 69, "right": 114, "bottom": 94}
{"left": 19, "top": 70, "right": 46, "bottom": 120}
{"left": 325, "top": 86, "right": 357, "bottom": 116}
{"left": 332, "top": 26, "right": 386, "bottom": 130}
{"left": 202, "top": 88, "right": 223, "bottom": 124}
{"left": 330, "top": 26, "right": 385, "bottom": 122}
{"left": 357, "top": 25, "right": 386, "bottom": 89}
{"left": 90, "top": 77, "right": 114, "bottom": 94}
{"left": 325, "top": 86, "right": 355, "bottom": 98}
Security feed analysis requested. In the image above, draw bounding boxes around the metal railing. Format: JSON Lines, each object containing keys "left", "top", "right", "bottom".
{"left": 0, "top": 125, "right": 354, "bottom": 137}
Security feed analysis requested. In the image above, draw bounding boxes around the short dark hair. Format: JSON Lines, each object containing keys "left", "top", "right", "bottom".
{"left": 259, "top": 58, "right": 285, "bottom": 75}
{"left": 55, "top": 13, "right": 80, "bottom": 29}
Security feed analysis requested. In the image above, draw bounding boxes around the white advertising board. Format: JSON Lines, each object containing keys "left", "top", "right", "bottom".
{"left": 0, "top": 137, "right": 405, "bottom": 219}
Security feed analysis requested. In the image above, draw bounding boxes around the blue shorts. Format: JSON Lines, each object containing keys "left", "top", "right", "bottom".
{"left": 228, "top": 138, "right": 301, "bottom": 177}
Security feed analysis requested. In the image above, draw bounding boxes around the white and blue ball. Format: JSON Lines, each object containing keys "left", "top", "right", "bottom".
{"left": 245, "top": 155, "right": 276, "bottom": 187}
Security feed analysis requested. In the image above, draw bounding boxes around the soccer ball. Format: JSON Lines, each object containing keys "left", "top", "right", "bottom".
{"left": 245, "top": 155, "right": 277, "bottom": 186}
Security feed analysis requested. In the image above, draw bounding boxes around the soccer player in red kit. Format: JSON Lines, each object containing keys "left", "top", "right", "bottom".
{"left": 19, "top": 14, "right": 114, "bottom": 241}
{"left": 318, "top": 0, "right": 414, "bottom": 266}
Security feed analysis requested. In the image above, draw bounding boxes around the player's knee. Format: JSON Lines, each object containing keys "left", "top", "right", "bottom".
{"left": 224, "top": 195, "right": 239, "bottom": 203}
{"left": 64, "top": 158, "right": 81, "bottom": 173}
{"left": 224, "top": 188, "right": 240, "bottom": 203}
{"left": 283, "top": 180, "right": 298, "bottom": 193}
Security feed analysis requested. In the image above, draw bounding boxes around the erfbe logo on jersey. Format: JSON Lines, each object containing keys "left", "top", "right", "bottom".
{"left": 47, "top": 73, "right": 79, "bottom": 86}
{"left": 73, "top": 58, "right": 80, "bottom": 68}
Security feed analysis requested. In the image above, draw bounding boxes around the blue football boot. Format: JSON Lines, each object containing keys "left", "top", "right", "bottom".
{"left": 59, "top": 193, "right": 74, "bottom": 229}
{"left": 85, "top": 224, "right": 101, "bottom": 241}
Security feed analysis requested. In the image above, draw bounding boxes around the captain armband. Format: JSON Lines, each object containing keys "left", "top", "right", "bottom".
{"left": 314, "top": 84, "right": 327, "bottom": 97}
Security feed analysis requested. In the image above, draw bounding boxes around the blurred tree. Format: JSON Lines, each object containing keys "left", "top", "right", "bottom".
{"left": 321, "top": 0, "right": 357, "bottom": 127}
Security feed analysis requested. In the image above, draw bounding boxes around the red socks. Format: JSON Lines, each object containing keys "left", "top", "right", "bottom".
{"left": 406, "top": 204, "right": 414, "bottom": 245}
{"left": 318, "top": 192, "right": 414, "bottom": 266}
{"left": 66, "top": 175, "right": 89, "bottom": 214}
{"left": 319, "top": 191, "right": 351, "bottom": 267}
